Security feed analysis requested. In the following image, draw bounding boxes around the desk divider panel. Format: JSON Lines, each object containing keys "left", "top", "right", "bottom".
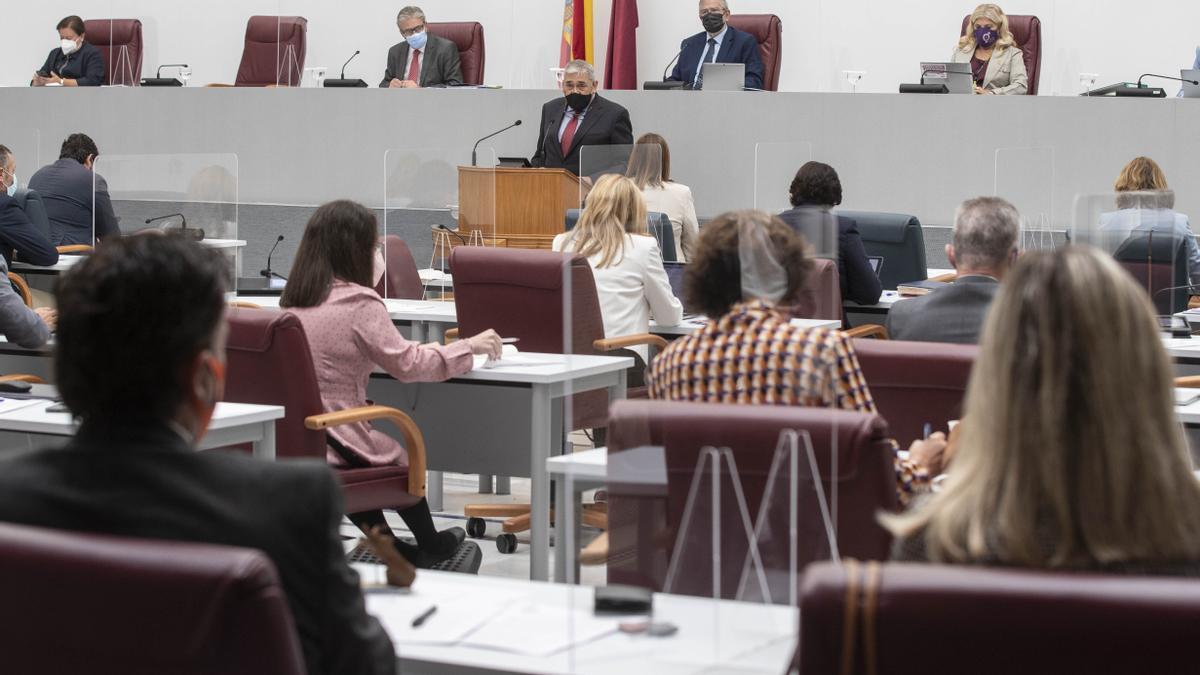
{"left": 995, "top": 146, "right": 1057, "bottom": 251}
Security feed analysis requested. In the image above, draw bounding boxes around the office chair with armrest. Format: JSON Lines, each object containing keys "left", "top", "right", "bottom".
{"left": 374, "top": 235, "right": 425, "bottom": 300}
{"left": 852, "top": 339, "right": 977, "bottom": 444}
{"left": 789, "top": 257, "right": 888, "bottom": 339}
{"left": 84, "top": 19, "right": 144, "bottom": 86}
{"left": 727, "top": 14, "right": 783, "bottom": 91}
{"left": 426, "top": 22, "right": 486, "bottom": 85}
{"left": 56, "top": 245, "right": 94, "bottom": 254}
{"left": 959, "top": 14, "right": 1042, "bottom": 95}
{"left": 209, "top": 16, "right": 307, "bottom": 87}
{"left": 11, "top": 189, "right": 51, "bottom": 243}
{"left": 451, "top": 246, "right": 666, "bottom": 553}
{"left": 0, "top": 521, "right": 304, "bottom": 675}
{"left": 800, "top": 561, "right": 1200, "bottom": 674}
{"left": 1113, "top": 231, "right": 1191, "bottom": 315}
{"left": 564, "top": 209, "right": 678, "bottom": 263}
{"left": 7, "top": 273, "right": 32, "bottom": 308}
{"left": 839, "top": 211, "right": 928, "bottom": 291}
{"left": 606, "top": 401, "right": 899, "bottom": 595}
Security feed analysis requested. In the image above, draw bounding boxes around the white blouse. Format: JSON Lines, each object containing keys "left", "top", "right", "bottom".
{"left": 641, "top": 182, "right": 700, "bottom": 262}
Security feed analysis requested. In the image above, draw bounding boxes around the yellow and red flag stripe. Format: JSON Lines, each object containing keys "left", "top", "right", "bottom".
{"left": 560, "top": 0, "right": 594, "bottom": 67}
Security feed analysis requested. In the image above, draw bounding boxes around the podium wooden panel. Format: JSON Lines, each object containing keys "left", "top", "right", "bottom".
{"left": 457, "top": 167, "right": 581, "bottom": 250}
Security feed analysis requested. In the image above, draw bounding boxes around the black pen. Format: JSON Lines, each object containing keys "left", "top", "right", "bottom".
{"left": 411, "top": 605, "right": 437, "bottom": 628}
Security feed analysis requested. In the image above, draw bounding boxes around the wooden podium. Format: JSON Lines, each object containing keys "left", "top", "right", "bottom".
{"left": 456, "top": 166, "right": 581, "bottom": 250}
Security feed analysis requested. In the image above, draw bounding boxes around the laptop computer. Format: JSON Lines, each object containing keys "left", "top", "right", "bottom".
{"left": 1181, "top": 69, "right": 1200, "bottom": 98}
{"left": 662, "top": 262, "right": 701, "bottom": 317}
{"left": 700, "top": 63, "right": 745, "bottom": 92}
{"left": 920, "top": 62, "right": 974, "bottom": 94}
{"left": 867, "top": 256, "right": 884, "bottom": 278}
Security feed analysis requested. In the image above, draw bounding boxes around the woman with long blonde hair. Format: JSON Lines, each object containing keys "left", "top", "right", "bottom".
{"left": 952, "top": 3, "right": 1028, "bottom": 95}
{"left": 888, "top": 246, "right": 1200, "bottom": 574}
{"left": 553, "top": 174, "right": 683, "bottom": 363}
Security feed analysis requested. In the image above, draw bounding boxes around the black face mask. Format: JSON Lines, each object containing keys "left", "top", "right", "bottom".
{"left": 565, "top": 92, "right": 592, "bottom": 113}
{"left": 701, "top": 12, "right": 725, "bottom": 34}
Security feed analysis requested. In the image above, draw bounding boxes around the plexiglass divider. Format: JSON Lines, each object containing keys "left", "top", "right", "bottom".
{"left": 276, "top": 13, "right": 303, "bottom": 88}
{"left": 753, "top": 142, "right": 814, "bottom": 214}
{"left": 93, "top": 154, "right": 239, "bottom": 294}
{"left": 995, "top": 147, "right": 1058, "bottom": 251}
{"left": 1, "top": 128, "right": 41, "bottom": 192}
{"left": 1073, "top": 192, "right": 1186, "bottom": 316}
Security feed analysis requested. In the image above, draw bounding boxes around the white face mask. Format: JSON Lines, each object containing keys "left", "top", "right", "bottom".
{"left": 61, "top": 38, "right": 79, "bottom": 56}
{"left": 373, "top": 247, "right": 386, "bottom": 287}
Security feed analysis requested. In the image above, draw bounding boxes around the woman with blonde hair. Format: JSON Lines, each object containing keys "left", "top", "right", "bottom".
{"left": 553, "top": 174, "right": 683, "bottom": 365}
{"left": 888, "top": 245, "right": 1200, "bottom": 575}
{"left": 626, "top": 133, "right": 700, "bottom": 262}
{"left": 1101, "top": 156, "right": 1200, "bottom": 285}
{"left": 952, "top": 4, "right": 1028, "bottom": 95}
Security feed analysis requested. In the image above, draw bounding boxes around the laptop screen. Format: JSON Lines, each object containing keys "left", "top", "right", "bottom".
{"left": 868, "top": 256, "right": 884, "bottom": 277}
{"left": 662, "top": 262, "right": 699, "bottom": 314}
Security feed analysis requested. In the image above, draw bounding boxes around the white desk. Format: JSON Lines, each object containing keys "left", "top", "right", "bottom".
{"left": 11, "top": 255, "right": 85, "bottom": 275}
{"left": 0, "top": 399, "right": 283, "bottom": 459}
{"left": 232, "top": 295, "right": 459, "bottom": 343}
{"left": 369, "top": 353, "right": 633, "bottom": 581}
{"left": 355, "top": 569, "right": 798, "bottom": 675}
{"left": 844, "top": 290, "right": 904, "bottom": 314}
{"left": 1176, "top": 388, "right": 1200, "bottom": 426}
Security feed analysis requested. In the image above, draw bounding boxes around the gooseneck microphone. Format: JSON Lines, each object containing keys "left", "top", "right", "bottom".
{"left": 261, "top": 235, "right": 287, "bottom": 280}
{"left": 471, "top": 120, "right": 522, "bottom": 167}
{"left": 340, "top": 50, "right": 361, "bottom": 80}
{"left": 156, "top": 64, "right": 189, "bottom": 79}
{"left": 662, "top": 50, "right": 682, "bottom": 81}
{"left": 436, "top": 224, "right": 469, "bottom": 245}
{"left": 324, "top": 50, "right": 368, "bottom": 87}
{"left": 145, "top": 213, "right": 204, "bottom": 240}
{"left": 1138, "top": 73, "right": 1200, "bottom": 88}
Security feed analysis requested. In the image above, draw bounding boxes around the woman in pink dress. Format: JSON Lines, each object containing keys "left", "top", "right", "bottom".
{"left": 281, "top": 200, "right": 501, "bottom": 568}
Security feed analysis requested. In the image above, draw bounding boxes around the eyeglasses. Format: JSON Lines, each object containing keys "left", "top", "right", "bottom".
{"left": 562, "top": 81, "right": 593, "bottom": 92}
{"left": 699, "top": 9, "right": 725, "bottom": 18}
{"left": 400, "top": 24, "right": 426, "bottom": 38}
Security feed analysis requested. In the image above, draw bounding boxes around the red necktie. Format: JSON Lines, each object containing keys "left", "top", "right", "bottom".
{"left": 560, "top": 113, "right": 581, "bottom": 154}
{"left": 407, "top": 49, "right": 421, "bottom": 82}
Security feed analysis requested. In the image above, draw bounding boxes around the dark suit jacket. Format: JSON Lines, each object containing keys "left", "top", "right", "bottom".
{"left": 0, "top": 192, "right": 60, "bottom": 267}
{"left": 28, "top": 158, "right": 122, "bottom": 247}
{"left": 531, "top": 95, "right": 634, "bottom": 176}
{"left": 37, "top": 42, "right": 105, "bottom": 86}
{"left": 778, "top": 207, "right": 884, "bottom": 305}
{"left": 379, "top": 34, "right": 463, "bottom": 87}
{"left": 886, "top": 275, "right": 1000, "bottom": 344}
{"left": 669, "top": 26, "right": 764, "bottom": 90}
{"left": 0, "top": 425, "right": 396, "bottom": 675}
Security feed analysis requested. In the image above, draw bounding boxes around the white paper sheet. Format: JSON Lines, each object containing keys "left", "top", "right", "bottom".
{"left": 460, "top": 602, "right": 620, "bottom": 656}
{"left": 367, "top": 588, "right": 517, "bottom": 647}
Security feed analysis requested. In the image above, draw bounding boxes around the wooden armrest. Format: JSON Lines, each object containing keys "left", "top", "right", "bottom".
{"left": 1176, "top": 376, "right": 1200, "bottom": 389}
{"left": 7, "top": 273, "right": 32, "bottom": 308}
{"left": 443, "top": 328, "right": 460, "bottom": 344}
{"left": 929, "top": 272, "right": 957, "bottom": 283}
{"left": 204, "top": 83, "right": 235, "bottom": 88}
{"left": 56, "top": 245, "right": 93, "bottom": 254}
{"left": 1190, "top": 296, "right": 1200, "bottom": 310}
{"left": 0, "top": 374, "right": 46, "bottom": 384}
{"left": 228, "top": 301, "right": 262, "bottom": 309}
{"left": 844, "top": 324, "right": 889, "bottom": 340}
{"left": 594, "top": 333, "right": 669, "bottom": 352}
{"left": 305, "top": 406, "right": 427, "bottom": 498}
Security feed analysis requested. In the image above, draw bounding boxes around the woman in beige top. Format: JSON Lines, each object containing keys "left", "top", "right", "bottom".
{"left": 951, "top": 3, "right": 1028, "bottom": 95}
{"left": 626, "top": 133, "right": 700, "bottom": 262}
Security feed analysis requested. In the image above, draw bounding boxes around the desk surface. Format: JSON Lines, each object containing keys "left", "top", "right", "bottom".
{"left": 233, "top": 295, "right": 459, "bottom": 323}
{"left": 355, "top": 568, "right": 797, "bottom": 675}
{"left": 0, "top": 399, "right": 283, "bottom": 436}
{"left": 371, "top": 353, "right": 634, "bottom": 386}
{"left": 650, "top": 316, "right": 842, "bottom": 336}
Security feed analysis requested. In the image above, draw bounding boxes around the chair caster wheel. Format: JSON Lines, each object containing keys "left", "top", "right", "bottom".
{"left": 496, "top": 533, "right": 518, "bottom": 554}
{"left": 466, "top": 517, "right": 487, "bottom": 538}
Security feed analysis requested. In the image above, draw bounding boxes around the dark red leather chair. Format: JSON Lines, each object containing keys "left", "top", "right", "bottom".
{"left": 374, "top": 234, "right": 425, "bottom": 300}
{"left": 728, "top": 14, "right": 783, "bottom": 91}
{"left": 0, "top": 521, "right": 304, "bottom": 675}
{"left": 959, "top": 14, "right": 1042, "bottom": 95}
{"left": 223, "top": 308, "right": 426, "bottom": 514}
{"left": 606, "top": 400, "right": 899, "bottom": 597}
{"left": 427, "top": 22, "right": 486, "bottom": 86}
{"left": 84, "top": 19, "right": 143, "bottom": 86}
{"left": 793, "top": 257, "right": 842, "bottom": 321}
{"left": 852, "top": 338, "right": 977, "bottom": 444}
{"left": 235, "top": 16, "right": 308, "bottom": 87}
{"left": 800, "top": 561, "right": 1200, "bottom": 674}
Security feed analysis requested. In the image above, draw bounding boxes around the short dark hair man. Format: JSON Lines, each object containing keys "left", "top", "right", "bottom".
{"left": 0, "top": 235, "right": 404, "bottom": 675}
{"left": 28, "top": 133, "right": 122, "bottom": 247}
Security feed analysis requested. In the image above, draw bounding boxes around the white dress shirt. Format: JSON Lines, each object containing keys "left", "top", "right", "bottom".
{"left": 641, "top": 182, "right": 700, "bottom": 263}
{"left": 552, "top": 232, "right": 684, "bottom": 360}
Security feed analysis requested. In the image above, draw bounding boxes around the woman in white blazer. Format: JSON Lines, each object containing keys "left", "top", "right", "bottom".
{"left": 951, "top": 3, "right": 1028, "bottom": 95}
{"left": 552, "top": 174, "right": 683, "bottom": 365}
{"left": 626, "top": 133, "right": 700, "bottom": 262}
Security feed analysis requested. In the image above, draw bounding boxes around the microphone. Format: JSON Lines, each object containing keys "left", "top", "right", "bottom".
{"left": 145, "top": 213, "right": 204, "bottom": 240}
{"left": 1138, "top": 73, "right": 1200, "bottom": 87}
{"left": 898, "top": 69, "right": 953, "bottom": 94}
{"left": 141, "top": 64, "right": 188, "bottom": 87}
{"left": 156, "top": 64, "right": 188, "bottom": 79}
{"left": 662, "top": 50, "right": 681, "bottom": 81}
{"left": 260, "top": 235, "right": 287, "bottom": 280}
{"left": 1152, "top": 282, "right": 1200, "bottom": 300}
{"left": 471, "top": 120, "right": 522, "bottom": 167}
{"left": 324, "top": 50, "right": 367, "bottom": 87}
{"left": 436, "top": 224, "right": 469, "bottom": 245}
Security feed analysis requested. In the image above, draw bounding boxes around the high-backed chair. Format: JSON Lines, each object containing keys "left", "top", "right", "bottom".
{"left": 374, "top": 235, "right": 425, "bottom": 300}
{"left": 223, "top": 309, "right": 426, "bottom": 514}
{"left": 959, "top": 14, "right": 1042, "bottom": 95}
{"left": 564, "top": 209, "right": 678, "bottom": 262}
{"left": 1113, "top": 231, "right": 1191, "bottom": 315}
{"left": 727, "top": 15, "right": 783, "bottom": 91}
{"left": 0, "top": 521, "right": 304, "bottom": 675}
{"left": 84, "top": 18, "right": 143, "bottom": 86}
{"left": 427, "top": 22, "right": 486, "bottom": 86}
{"left": 800, "top": 561, "right": 1200, "bottom": 674}
{"left": 451, "top": 247, "right": 666, "bottom": 551}
{"left": 839, "top": 211, "right": 927, "bottom": 291}
{"left": 791, "top": 257, "right": 842, "bottom": 321}
{"left": 852, "top": 339, "right": 976, "bottom": 444}
{"left": 234, "top": 16, "right": 308, "bottom": 87}
{"left": 607, "top": 400, "right": 899, "bottom": 596}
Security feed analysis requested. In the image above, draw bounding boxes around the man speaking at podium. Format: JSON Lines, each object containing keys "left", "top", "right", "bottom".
{"left": 531, "top": 60, "right": 633, "bottom": 176}
{"left": 669, "top": 0, "right": 763, "bottom": 90}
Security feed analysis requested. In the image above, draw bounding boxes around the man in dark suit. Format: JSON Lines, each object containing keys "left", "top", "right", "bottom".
{"left": 28, "top": 133, "right": 122, "bottom": 247}
{"left": 669, "top": 0, "right": 764, "bottom": 90}
{"left": 0, "top": 235, "right": 411, "bottom": 675}
{"left": 531, "top": 59, "right": 634, "bottom": 176}
{"left": 887, "top": 197, "right": 1020, "bottom": 344}
{"left": 0, "top": 144, "right": 59, "bottom": 267}
{"left": 380, "top": 6, "right": 464, "bottom": 88}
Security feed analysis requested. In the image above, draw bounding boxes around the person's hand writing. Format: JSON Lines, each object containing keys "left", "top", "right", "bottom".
{"left": 908, "top": 431, "right": 948, "bottom": 476}
{"left": 467, "top": 329, "right": 503, "bottom": 360}
{"left": 363, "top": 525, "right": 416, "bottom": 588}
{"left": 34, "top": 307, "right": 57, "bottom": 332}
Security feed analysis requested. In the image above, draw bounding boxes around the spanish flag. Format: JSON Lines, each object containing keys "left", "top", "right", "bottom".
{"left": 560, "top": 0, "right": 594, "bottom": 67}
